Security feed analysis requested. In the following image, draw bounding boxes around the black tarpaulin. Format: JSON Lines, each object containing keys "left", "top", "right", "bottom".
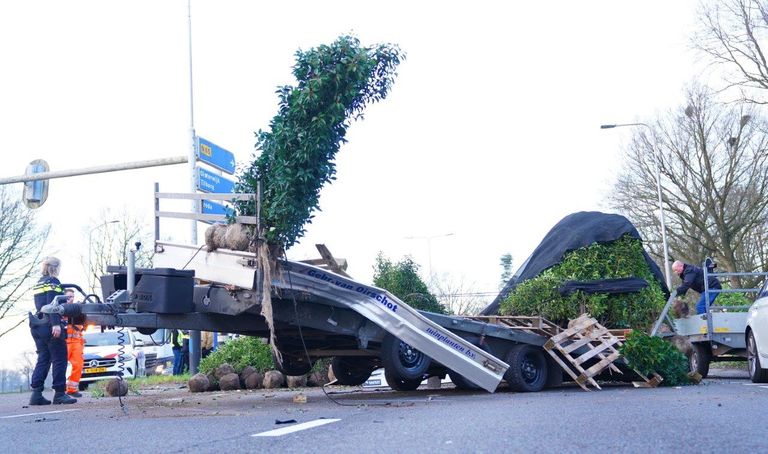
{"left": 480, "top": 211, "right": 669, "bottom": 315}
{"left": 558, "top": 277, "right": 649, "bottom": 296}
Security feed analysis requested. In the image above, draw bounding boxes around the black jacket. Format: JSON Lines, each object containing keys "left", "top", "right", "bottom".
{"left": 32, "top": 276, "right": 63, "bottom": 326}
{"left": 676, "top": 263, "right": 721, "bottom": 296}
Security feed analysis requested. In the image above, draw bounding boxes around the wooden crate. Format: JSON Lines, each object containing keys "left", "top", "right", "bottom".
{"left": 543, "top": 314, "right": 626, "bottom": 391}
{"left": 467, "top": 315, "right": 561, "bottom": 338}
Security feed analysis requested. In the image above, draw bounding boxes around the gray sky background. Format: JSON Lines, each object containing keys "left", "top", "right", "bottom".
{"left": 0, "top": 0, "right": 702, "bottom": 368}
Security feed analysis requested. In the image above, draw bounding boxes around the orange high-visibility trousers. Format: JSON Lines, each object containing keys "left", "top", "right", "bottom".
{"left": 66, "top": 339, "right": 84, "bottom": 394}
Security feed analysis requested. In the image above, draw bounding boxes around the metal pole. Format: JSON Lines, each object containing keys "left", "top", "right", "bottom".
{"left": 127, "top": 248, "right": 136, "bottom": 294}
{"left": 600, "top": 122, "right": 672, "bottom": 289}
{"left": 0, "top": 156, "right": 188, "bottom": 185}
{"left": 187, "top": 0, "right": 200, "bottom": 375}
{"left": 655, "top": 150, "right": 672, "bottom": 290}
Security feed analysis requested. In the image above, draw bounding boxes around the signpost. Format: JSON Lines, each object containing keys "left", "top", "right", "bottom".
{"left": 196, "top": 137, "right": 236, "bottom": 174}
{"left": 200, "top": 199, "right": 234, "bottom": 223}
{"left": 196, "top": 166, "right": 235, "bottom": 194}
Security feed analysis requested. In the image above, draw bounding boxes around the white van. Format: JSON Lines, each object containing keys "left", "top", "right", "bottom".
{"left": 131, "top": 328, "right": 175, "bottom": 376}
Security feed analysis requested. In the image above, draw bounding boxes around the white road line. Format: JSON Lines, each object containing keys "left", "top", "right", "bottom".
{"left": 760, "top": 386, "right": 768, "bottom": 389}
{"left": 0, "top": 409, "right": 80, "bottom": 419}
{"left": 252, "top": 418, "right": 340, "bottom": 437}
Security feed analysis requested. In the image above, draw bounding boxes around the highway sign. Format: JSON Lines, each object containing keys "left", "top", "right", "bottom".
{"left": 196, "top": 136, "right": 236, "bottom": 175}
{"left": 196, "top": 166, "right": 235, "bottom": 194}
{"left": 200, "top": 199, "right": 234, "bottom": 222}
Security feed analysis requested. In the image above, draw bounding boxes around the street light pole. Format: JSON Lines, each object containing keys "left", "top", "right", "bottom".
{"left": 404, "top": 233, "right": 455, "bottom": 278}
{"left": 601, "top": 123, "right": 672, "bottom": 290}
{"left": 88, "top": 220, "right": 120, "bottom": 293}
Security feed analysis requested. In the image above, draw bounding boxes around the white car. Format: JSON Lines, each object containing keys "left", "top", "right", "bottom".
{"left": 746, "top": 282, "right": 768, "bottom": 383}
{"left": 77, "top": 329, "right": 141, "bottom": 389}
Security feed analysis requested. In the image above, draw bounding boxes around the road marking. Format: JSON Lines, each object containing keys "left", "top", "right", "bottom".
{"left": 0, "top": 409, "right": 80, "bottom": 419}
{"left": 252, "top": 418, "right": 340, "bottom": 437}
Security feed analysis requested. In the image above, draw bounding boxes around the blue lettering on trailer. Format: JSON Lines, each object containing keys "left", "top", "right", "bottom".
{"left": 425, "top": 327, "right": 476, "bottom": 360}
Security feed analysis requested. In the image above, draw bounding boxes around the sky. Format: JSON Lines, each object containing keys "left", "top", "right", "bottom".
{"left": 0, "top": 0, "right": 703, "bottom": 368}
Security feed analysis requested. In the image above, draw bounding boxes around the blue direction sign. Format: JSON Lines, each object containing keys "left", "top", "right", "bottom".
{"left": 200, "top": 200, "right": 234, "bottom": 221}
{"left": 196, "top": 166, "right": 235, "bottom": 194}
{"left": 196, "top": 136, "right": 236, "bottom": 175}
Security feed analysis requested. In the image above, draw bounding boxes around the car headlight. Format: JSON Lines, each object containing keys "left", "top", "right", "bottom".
{"left": 119, "top": 353, "right": 135, "bottom": 362}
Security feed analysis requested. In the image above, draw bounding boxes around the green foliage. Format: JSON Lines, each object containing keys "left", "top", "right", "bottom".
{"left": 236, "top": 35, "right": 404, "bottom": 249}
{"left": 619, "top": 330, "right": 692, "bottom": 386}
{"left": 499, "top": 235, "right": 665, "bottom": 329}
{"left": 714, "top": 285, "right": 753, "bottom": 311}
{"left": 373, "top": 253, "right": 446, "bottom": 314}
{"left": 199, "top": 336, "right": 275, "bottom": 375}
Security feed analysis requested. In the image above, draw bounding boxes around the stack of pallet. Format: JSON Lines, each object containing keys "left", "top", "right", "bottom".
{"left": 543, "top": 314, "right": 661, "bottom": 391}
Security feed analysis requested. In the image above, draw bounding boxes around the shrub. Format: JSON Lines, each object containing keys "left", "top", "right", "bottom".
{"left": 373, "top": 254, "right": 446, "bottom": 314}
{"left": 199, "top": 336, "right": 275, "bottom": 375}
{"left": 499, "top": 235, "right": 665, "bottom": 329}
{"left": 619, "top": 330, "right": 692, "bottom": 386}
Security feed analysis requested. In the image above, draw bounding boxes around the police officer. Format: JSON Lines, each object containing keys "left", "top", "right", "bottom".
{"left": 29, "top": 257, "right": 76, "bottom": 405}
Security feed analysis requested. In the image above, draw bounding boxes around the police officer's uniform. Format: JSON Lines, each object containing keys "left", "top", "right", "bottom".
{"left": 30, "top": 276, "right": 69, "bottom": 399}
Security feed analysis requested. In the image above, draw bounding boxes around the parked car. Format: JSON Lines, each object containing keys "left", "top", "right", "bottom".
{"left": 75, "top": 328, "right": 141, "bottom": 390}
{"left": 746, "top": 281, "right": 768, "bottom": 383}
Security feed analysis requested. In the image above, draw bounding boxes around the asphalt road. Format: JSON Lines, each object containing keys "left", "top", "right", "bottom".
{"left": 1, "top": 368, "right": 765, "bottom": 453}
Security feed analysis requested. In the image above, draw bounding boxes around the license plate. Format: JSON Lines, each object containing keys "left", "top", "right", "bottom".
{"left": 85, "top": 367, "right": 107, "bottom": 374}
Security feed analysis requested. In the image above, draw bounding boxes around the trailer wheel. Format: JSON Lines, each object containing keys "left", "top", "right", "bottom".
{"left": 331, "top": 357, "right": 377, "bottom": 386}
{"left": 504, "top": 344, "right": 548, "bottom": 392}
{"left": 380, "top": 334, "right": 431, "bottom": 381}
{"left": 689, "top": 343, "right": 711, "bottom": 378}
{"left": 273, "top": 351, "right": 315, "bottom": 376}
{"left": 136, "top": 327, "right": 157, "bottom": 336}
{"left": 384, "top": 368, "right": 422, "bottom": 391}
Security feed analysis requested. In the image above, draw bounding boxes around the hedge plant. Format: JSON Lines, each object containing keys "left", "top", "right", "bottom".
{"left": 619, "top": 330, "right": 692, "bottom": 386}
{"left": 235, "top": 35, "right": 404, "bottom": 251}
{"left": 499, "top": 235, "right": 665, "bottom": 329}
{"left": 199, "top": 336, "right": 275, "bottom": 375}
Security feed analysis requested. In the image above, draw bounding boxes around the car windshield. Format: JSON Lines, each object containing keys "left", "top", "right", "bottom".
{"left": 132, "top": 329, "right": 168, "bottom": 346}
{"left": 84, "top": 331, "right": 123, "bottom": 347}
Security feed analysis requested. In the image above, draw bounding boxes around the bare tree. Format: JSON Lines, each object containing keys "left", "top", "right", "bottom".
{"left": 694, "top": 0, "right": 768, "bottom": 103}
{"left": 0, "top": 186, "right": 50, "bottom": 339}
{"left": 431, "top": 273, "right": 490, "bottom": 316}
{"left": 609, "top": 85, "right": 768, "bottom": 287}
{"left": 499, "top": 253, "right": 513, "bottom": 290}
{"left": 82, "top": 207, "right": 154, "bottom": 295}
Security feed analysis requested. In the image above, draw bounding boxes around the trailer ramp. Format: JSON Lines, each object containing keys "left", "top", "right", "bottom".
{"left": 154, "top": 242, "right": 508, "bottom": 392}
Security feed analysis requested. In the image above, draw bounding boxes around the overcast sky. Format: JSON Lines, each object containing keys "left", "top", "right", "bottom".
{"left": 0, "top": 0, "right": 702, "bottom": 367}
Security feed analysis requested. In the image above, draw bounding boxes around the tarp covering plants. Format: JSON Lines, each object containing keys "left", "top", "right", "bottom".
{"left": 481, "top": 211, "right": 668, "bottom": 328}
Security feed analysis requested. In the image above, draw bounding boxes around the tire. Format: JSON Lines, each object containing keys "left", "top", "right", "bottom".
{"left": 384, "top": 368, "right": 422, "bottom": 391}
{"left": 331, "top": 357, "right": 376, "bottom": 386}
{"left": 78, "top": 382, "right": 90, "bottom": 391}
{"left": 690, "top": 343, "right": 711, "bottom": 378}
{"left": 503, "top": 344, "right": 549, "bottom": 392}
{"left": 747, "top": 330, "right": 768, "bottom": 383}
{"left": 137, "top": 327, "right": 157, "bottom": 336}
{"left": 380, "top": 334, "right": 431, "bottom": 381}
{"left": 273, "top": 351, "right": 314, "bottom": 376}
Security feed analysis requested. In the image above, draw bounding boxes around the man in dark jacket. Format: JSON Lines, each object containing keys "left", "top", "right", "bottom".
{"left": 29, "top": 257, "right": 76, "bottom": 405}
{"left": 672, "top": 260, "right": 722, "bottom": 315}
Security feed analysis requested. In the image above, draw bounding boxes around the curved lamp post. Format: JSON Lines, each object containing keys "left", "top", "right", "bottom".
{"left": 601, "top": 123, "right": 672, "bottom": 290}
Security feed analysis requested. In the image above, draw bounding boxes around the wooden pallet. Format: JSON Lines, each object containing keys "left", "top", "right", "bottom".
{"left": 467, "top": 315, "right": 561, "bottom": 338}
{"left": 543, "top": 314, "right": 628, "bottom": 391}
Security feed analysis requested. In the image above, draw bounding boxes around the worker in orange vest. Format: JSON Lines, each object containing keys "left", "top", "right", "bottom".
{"left": 64, "top": 289, "right": 85, "bottom": 397}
